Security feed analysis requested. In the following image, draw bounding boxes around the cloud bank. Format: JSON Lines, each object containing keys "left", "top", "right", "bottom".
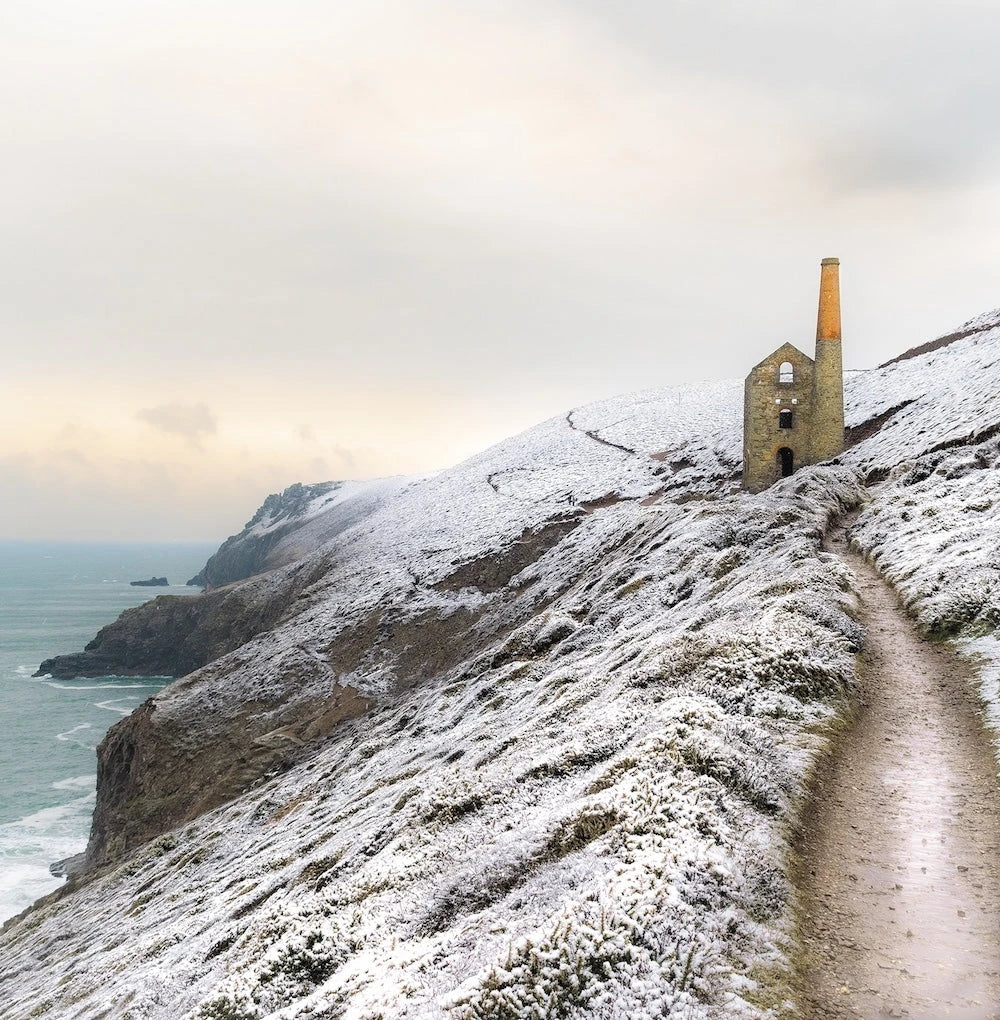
{"left": 2, "top": 0, "right": 999, "bottom": 539}
{"left": 137, "top": 403, "right": 218, "bottom": 444}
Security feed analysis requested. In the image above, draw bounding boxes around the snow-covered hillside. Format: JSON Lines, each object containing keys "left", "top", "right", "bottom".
{"left": 188, "top": 478, "right": 414, "bottom": 590}
{"left": 2, "top": 310, "right": 1000, "bottom": 1019}
{"left": 844, "top": 307, "right": 1000, "bottom": 769}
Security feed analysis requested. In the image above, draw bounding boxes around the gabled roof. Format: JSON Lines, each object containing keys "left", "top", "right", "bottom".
{"left": 748, "top": 341, "right": 813, "bottom": 374}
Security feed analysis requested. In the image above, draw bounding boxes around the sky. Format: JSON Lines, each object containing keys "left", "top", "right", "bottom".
{"left": 2, "top": 0, "right": 1000, "bottom": 541}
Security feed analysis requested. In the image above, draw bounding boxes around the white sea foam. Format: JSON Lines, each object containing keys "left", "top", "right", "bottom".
{"left": 0, "top": 793, "right": 94, "bottom": 923}
{"left": 0, "top": 538, "right": 213, "bottom": 930}
{"left": 41, "top": 681, "right": 163, "bottom": 690}
{"left": 51, "top": 774, "right": 95, "bottom": 792}
{"left": 94, "top": 698, "right": 136, "bottom": 716}
{"left": 55, "top": 722, "right": 95, "bottom": 748}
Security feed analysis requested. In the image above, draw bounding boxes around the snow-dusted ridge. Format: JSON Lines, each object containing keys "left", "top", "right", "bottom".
{"left": 187, "top": 478, "right": 417, "bottom": 590}
{"left": 2, "top": 311, "right": 1000, "bottom": 1019}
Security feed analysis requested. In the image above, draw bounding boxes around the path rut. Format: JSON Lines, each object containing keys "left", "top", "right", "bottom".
{"left": 795, "top": 519, "right": 1000, "bottom": 1018}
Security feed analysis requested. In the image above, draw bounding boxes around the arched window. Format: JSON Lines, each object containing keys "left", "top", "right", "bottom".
{"left": 779, "top": 408, "right": 793, "bottom": 429}
{"left": 777, "top": 447, "right": 794, "bottom": 477}
{"left": 779, "top": 361, "right": 794, "bottom": 384}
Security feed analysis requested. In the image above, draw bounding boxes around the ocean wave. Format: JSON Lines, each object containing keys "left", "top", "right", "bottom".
{"left": 94, "top": 698, "right": 137, "bottom": 716}
{"left": 40, "top": 681, "right": 164, "bottom": 691}
{"left": 1, "top": 793, "right": 95, "bottom": 834}
{"left": 0, "top": 862, "right": 63, "bottom": 924}
{"left": 51, "top": 775, "right": 95, "bottom": 792}
{"left": 0, "top": 795, "right": 94, "bottom": 923}
{"left": 55, "top": 723, "right": 94, "bottom": 744}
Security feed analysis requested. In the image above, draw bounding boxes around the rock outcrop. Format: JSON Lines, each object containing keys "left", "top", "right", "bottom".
{"left": 36, "top": 555, "right": 334, "bottom": 680}
{"left": 187, "top": 478, "right": 408, "bottom": 589}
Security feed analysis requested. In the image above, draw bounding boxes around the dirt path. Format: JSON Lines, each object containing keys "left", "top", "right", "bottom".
{"left": 795, "top": 520, "right": 1000, "bottom": 1018}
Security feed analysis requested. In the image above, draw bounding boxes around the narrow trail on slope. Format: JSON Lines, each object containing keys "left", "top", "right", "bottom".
{"left": 795, "top": 517, "right": 1000, "bottom": 1018}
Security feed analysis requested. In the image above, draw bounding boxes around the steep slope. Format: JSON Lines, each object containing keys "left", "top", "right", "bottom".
{"left": 76, "top": 381, "right": 747, "bottom": 870}
{"left": 2, "top": 312, "right": 1000, "bottom": 1019}
{"left": 840, "top": 307, "right": 1000, "bottom": 635}
{"left": 187, "top": 479, "right": 413, "bottom": 590}
{"left": 3, "top": 466, "right": 864, "bottom": 1020}
{"left": 844, "top": 308, "right": 1000, "bottom": 764}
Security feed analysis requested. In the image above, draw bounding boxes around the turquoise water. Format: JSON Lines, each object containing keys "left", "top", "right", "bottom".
{"left": 0, "top": 541, "right": 217, "bottom": 921}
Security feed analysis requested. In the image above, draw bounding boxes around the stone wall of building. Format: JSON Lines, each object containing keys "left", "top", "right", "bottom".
{"left": 742, "top": 259, "right": 844, "bottom": 491}
{"left": 743, "top": 343, "right": 815, "bottom": 493}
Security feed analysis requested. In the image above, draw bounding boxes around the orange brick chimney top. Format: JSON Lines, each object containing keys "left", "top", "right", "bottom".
{"left": 816, "top": 257, "right": 841, "bottom": 342}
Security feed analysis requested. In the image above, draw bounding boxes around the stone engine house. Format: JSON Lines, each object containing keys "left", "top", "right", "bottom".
{"left": 742, "top": 258, "right": 845, "bottom": 492}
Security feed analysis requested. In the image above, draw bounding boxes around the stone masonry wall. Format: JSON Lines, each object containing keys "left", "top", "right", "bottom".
{"left": 743, "top": 344, "right": 815, "bottom": 492}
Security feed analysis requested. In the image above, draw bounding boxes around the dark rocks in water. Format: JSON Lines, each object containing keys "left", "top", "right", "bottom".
{"left": 130, "top": 576, "right": 168, "bottom": 587}
{"left": 35, "top": 593, "right": 216, "bottom": 679}
{"left": 49, "top": 852, "right": 86, "bottom": 879}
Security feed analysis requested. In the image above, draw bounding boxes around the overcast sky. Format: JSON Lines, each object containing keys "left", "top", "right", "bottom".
{"left": 3, "top": 0, "right": 999, "bottom": 541}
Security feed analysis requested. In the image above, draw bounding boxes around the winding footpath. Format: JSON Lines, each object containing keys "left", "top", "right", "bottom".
{"left": 795, "top": 520, "right": 1000, "bottom": 1018}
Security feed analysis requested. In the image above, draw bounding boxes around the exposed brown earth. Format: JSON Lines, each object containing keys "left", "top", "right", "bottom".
{"left": 795, "top": 521, "right": 1000, "bottom": 1018}
{"left": 843, "top": 400, "right": 917, "bottom": 451}
{"left": 85, "top": 683, "right": 373, "bottom": 870}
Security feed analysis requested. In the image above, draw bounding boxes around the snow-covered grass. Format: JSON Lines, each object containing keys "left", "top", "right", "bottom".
{"left": 959, "top": 636, "right": 1000, "bottom": 767}
{"left": 843, "top": 308, "right": 1000, "bottom": 768}
{"left": 849, "top": 439, "right": 1000, "bottom": 636}
{"left": 842, "top": 307, "right": 1000, "bottom": 477}
{"left": 4, "top": 306, "right": 1000, "bottom": 1019}
{"left": 0, "top": 468, "right": 864, "bottom": 1020}
{"left": 847, "top": 434, "right": 1000, "bottom": 768}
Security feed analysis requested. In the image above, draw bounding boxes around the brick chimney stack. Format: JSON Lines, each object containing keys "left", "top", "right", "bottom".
{"left": 811, "top": 257, "right": 845, "bottom": 461}
{"left": 816, "top": 257, "right": 842, "bottom": 341}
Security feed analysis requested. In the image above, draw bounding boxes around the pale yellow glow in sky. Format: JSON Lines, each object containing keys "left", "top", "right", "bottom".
{"left": 3, "top": 1, "right": 1000, "bottom": 540}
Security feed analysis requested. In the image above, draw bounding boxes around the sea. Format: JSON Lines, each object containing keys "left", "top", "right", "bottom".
{"left": 0, "top": 540, "right": 217, "bottom": 923}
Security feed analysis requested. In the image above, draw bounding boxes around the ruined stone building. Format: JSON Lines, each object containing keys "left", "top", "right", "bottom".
{"left": 742, "top": 258, "right": 845, "bottom": 492}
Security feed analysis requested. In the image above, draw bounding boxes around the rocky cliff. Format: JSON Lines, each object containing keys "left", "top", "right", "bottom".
{"left": 187, "top": 478, "right": 410, "bottom": 589}
{"left": 35, "top": 555, "right": 332, "bottom": 680}
{"left": 67, "top": 382, "right": 745, "bottom": 870}
{"left": 35, "top": 477, "right": 410, "bottom": 680}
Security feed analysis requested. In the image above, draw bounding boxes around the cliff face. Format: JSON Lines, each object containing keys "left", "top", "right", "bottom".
{"left": 85, "top": 514, "right": 585, "bottom": 869}
{"left": 35, "top": 553, "right": 334, "bottom": 680}
{"left": 36, "top": 478, "right": 411, "bottom": 680}
{"left": 187, "top": 478, "right": 410, "bottom": 589}
{"left": 71, "top": 382, "right": 745, "bottom": 869}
